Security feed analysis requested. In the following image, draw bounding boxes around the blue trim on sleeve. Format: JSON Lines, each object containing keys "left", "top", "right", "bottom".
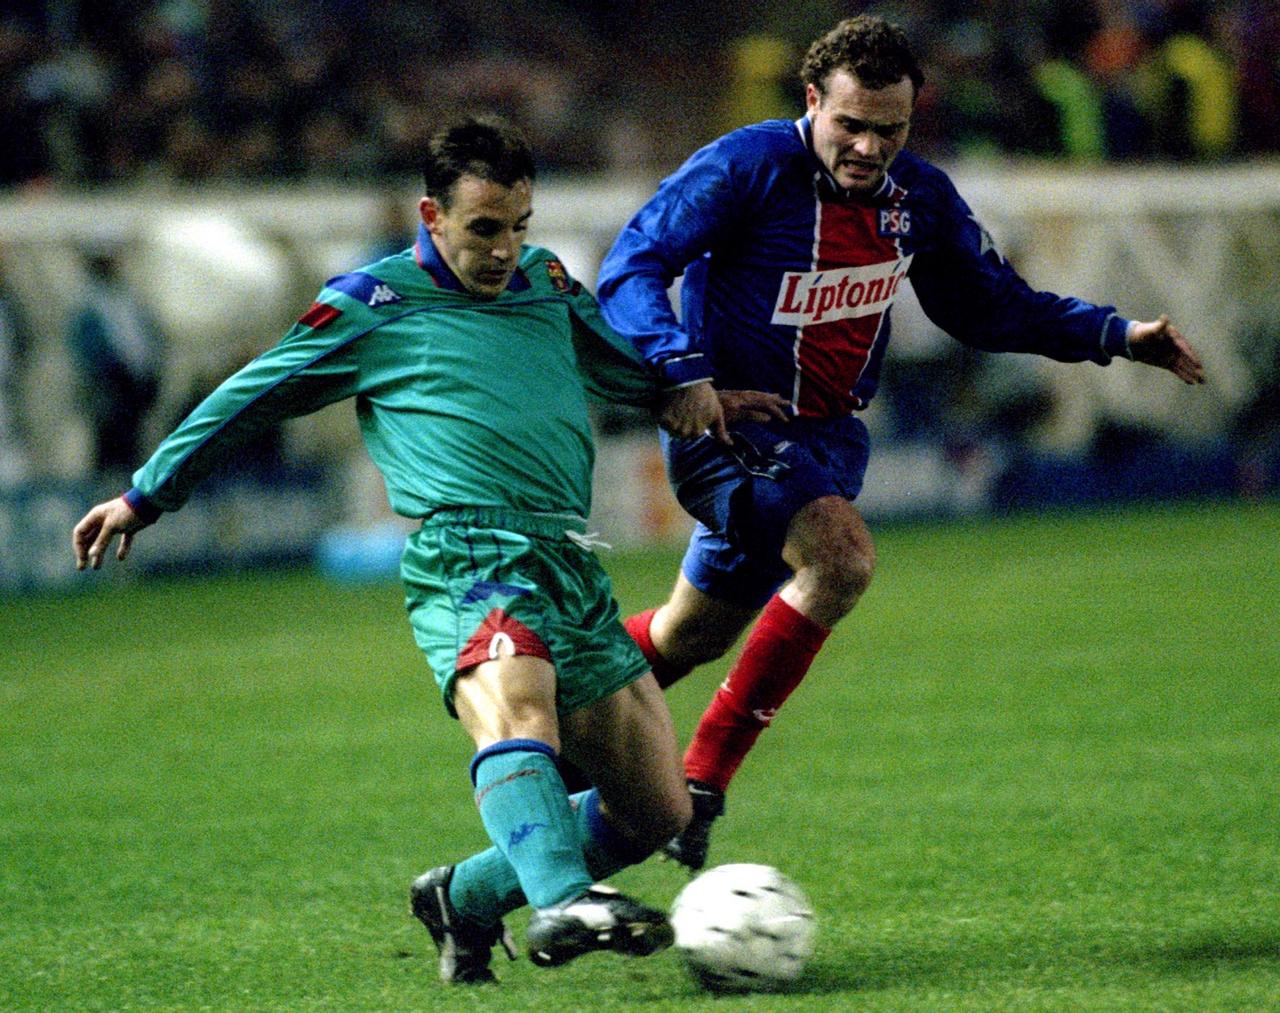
{"left": 1101, "top": 314, "right": 1133, "bottom": 361}
{"left": 661, "top": 353, "right": 712, "bottom": 388}
{"left": 469, "top": 738, "right": 557, "bottom": 785}
{"left": 122, "top": 487, "right": 162, "bottom": 524}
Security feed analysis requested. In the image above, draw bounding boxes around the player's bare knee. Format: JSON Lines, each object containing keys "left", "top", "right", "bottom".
{"left": 799, "top": 540, "right": 875, "bottom": 615}
{"left": 785, "top": 498, "right": 875, "bottom": 605}
{"left": 836, "top": 539, "right": 876, "bottom": 599}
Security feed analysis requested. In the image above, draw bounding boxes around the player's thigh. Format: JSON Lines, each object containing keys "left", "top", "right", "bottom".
{"left": 559, "top": 674, "right": 689, "bottom": 840}
{"left": 543, "top": 549, "right": 653, "bottom": 715}
{"left": 452, "top": 654, "right": 561, "bottom": 751}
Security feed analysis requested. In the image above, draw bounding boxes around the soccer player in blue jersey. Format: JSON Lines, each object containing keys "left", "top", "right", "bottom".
{"left": 597, "top": 15, "right": 1206, "bottom": 870}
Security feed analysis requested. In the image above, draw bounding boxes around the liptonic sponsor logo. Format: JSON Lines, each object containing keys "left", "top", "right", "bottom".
{"left": 772, "top": 254, "right": 913, "bottom": 326}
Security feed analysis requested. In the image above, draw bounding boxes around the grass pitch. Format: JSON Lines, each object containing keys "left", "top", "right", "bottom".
{"left": 3, "top": 499, "right": 1278, "bottom": 1010}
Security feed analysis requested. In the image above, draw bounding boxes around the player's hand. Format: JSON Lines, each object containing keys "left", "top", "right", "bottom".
{"left": 718, "top": 390, "right": 791, "bottom": 426}
{"left": 659, "top": 382, "right": 730, "bottom": 443}
{"left": 1128, "top": 316, "right": 1205, "bottom": 385}
{"left": 73, "top": 497, "right": 146, "bottom": 571}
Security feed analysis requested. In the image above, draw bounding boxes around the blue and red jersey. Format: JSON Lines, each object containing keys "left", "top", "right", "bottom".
{"left": 598, "top": 116, "right": 1132, "bottom": 419}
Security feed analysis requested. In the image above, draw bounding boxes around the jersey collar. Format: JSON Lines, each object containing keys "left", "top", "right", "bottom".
{"left": 413, "top": 222, "right": 531, "bottom": 293}
{"left": 796, "top": 115, "right": 898, "bottom": 203}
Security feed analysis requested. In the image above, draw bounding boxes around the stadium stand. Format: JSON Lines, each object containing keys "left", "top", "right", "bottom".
{"left": 1, "top": 1, "right": 1276, "bottom": 189}
{"left": 1, "top": 1, "right": 1277, "bottom": 588}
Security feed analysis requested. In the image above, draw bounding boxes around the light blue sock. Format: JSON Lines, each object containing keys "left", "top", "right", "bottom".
{"left": 449, "top": 786, "right": 649, "bottom": 924}
{"left": 448, "top": 850, "right": 525, "bottom": 928}
{"left": 464, "top": 739, "right": 592, "bottom": 911}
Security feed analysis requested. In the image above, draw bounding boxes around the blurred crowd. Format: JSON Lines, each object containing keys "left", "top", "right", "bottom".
{"left": 2, "top": 0, "right": 1278, "bottom": 190}
{"left": 1, "top": 1, "right": 1278, "bottom": 509}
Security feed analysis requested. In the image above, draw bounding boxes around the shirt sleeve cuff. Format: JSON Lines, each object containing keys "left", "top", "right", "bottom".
{"left": 659, "top": 353, "right": 713, "bottom": 389}
{"left": 122, "top": 488, "right": 163, "bottom": 525}
{"left": 1101, "top": 314, "right": 1134, "bottom": 362}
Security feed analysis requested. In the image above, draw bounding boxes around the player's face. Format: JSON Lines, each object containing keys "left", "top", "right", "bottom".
{"left": 420, "top": 175, "right": 532, "bottom": 298}
{"left": 807, "top": 69, "right": 914, "bottom": 193}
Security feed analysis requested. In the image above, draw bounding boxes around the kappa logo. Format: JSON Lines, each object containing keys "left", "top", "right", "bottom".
{"left": 368, "top": 283, "right": 402, "bottom": 307}
{"left": 771, "top": 254, "right": 914, "bottom": 326}
{"left": 509, "top": 821, "right": 546, "bottom": 848}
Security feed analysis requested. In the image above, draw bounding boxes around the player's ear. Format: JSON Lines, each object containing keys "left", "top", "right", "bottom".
{"left": 419, "top": 197, "right": 441, "bottom": 233}
{"left": 805, "top": 81, "right": 823, "bottom": 114}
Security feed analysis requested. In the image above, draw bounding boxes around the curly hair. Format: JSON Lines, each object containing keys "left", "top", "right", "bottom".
{"left": 423, "top": 115, "right": 536, "bottom": 208}
{"left": 800, "top": 15, "right": 924, "bottom": 96}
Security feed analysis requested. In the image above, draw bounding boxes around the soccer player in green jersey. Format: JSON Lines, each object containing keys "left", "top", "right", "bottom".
{"left": 72, "top": 116, "right": 785, "bottom": 984}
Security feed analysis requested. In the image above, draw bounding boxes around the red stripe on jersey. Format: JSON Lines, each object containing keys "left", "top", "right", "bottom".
{"left": 298, "top": 302, "right": 342, "bottom": 330}
{"left": 814, "top": 201, "right": 894, "bottom": 270}
{"left": 793, "top": 199, "right": 902, "bottom": 417}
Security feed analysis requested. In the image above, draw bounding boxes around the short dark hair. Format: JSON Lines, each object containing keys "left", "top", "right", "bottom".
{"left": 422, "top": 115, "right": 536, "bottom": 207}
{"left": 800, "top": 15, "right": 924, "bottom": 97}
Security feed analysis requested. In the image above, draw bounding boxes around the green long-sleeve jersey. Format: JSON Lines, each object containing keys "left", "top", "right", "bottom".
{"left": 124, "top": 239, "right": 660, "bottom": 524}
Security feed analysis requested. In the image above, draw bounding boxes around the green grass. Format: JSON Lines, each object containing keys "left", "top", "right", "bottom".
{"left": 3, "top": 499, "right": 1279, "bottom": 1010}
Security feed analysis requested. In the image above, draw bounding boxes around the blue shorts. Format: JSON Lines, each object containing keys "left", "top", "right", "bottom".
{"left": 662, "top": 415, "right": 871, "bottom": 609}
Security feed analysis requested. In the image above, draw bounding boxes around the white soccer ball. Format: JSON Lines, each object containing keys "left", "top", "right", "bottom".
{"left": 669, "top": 863, "right": 817, "bottom": 992}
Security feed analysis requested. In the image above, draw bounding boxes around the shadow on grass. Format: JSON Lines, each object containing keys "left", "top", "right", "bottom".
{"left": 1136, "top": 927, "right": 1280, "bottom": 970}
{"left": 806, "top": 926, "right": 1280, "bottom": 996}
{"left": 649, "top": 942, "right": 1052, "bottom": 998}
{"left": 816, "top": 943, "right": 995, "bottom": 993}
{"left": 384, "top": 926, "right": 1280, "bottom": 1001}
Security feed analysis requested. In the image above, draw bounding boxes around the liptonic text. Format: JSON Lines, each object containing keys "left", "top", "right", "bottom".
{"left": 771, "top": 255, "right": 914, "bottom": 326}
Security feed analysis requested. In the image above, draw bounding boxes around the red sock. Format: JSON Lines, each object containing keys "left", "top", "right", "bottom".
{"left": 683, "top": 595, "right": 830, "bottom": 791}
{"left": 623, "top": 608, "right": 693, "bottom": 688}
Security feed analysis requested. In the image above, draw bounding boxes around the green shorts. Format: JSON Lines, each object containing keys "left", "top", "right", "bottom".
{"left": 401, "top": 508, "right": 650, "bottom": 717}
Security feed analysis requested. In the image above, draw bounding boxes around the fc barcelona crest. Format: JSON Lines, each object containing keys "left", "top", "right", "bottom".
{"left": 546, "top": 259, "right": 571, "bottom": 293}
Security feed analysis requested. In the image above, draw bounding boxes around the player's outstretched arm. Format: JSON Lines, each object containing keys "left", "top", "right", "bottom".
{"left": 1128, "top": 316, "right": 1206, "bottom": 385}
{"left": 73, "top": 497, "right": 147, "bottom": 571}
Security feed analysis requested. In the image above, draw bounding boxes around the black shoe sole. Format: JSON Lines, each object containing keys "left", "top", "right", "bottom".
{"left": 528, "top": 917, "right": 675, "bottom": 967}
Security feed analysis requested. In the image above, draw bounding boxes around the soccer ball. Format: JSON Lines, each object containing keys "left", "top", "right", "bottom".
{"left": 669, "top": 863, "right": 817, "bottom": 992}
